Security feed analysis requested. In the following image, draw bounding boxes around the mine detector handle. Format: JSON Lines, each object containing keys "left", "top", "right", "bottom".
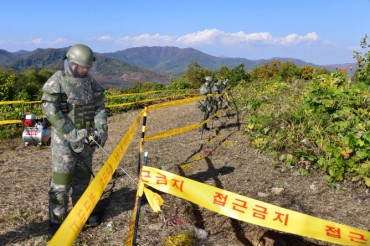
{"left": 85, "top": 130, "right": 102, "bottom": 146}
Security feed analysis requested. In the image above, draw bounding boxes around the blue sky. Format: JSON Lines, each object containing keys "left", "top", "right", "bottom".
{"left": 1, "top": 0, "right": 369, "bottom": 65}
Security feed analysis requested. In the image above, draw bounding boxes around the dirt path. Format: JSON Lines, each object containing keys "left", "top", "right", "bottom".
{"left": 0, "top": 102, "right": 369, "bottom": 246}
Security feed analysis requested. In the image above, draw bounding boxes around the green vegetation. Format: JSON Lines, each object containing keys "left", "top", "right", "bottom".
{"left": 231, "top": 34, "right": 370, "bottom": 187}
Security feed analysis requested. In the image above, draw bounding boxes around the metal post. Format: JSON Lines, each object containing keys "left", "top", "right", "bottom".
{"left": 137, "top": 107, "right": 148, "bottom": 174}
{"left": 132, "top": 151, "right": 148, "bottom": 245}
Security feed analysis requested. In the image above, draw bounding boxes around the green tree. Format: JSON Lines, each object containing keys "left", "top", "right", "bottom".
{"left": 278, "top": 61, "right": 301, "bottom": 81}
{"left": 0, "top": 71, "right": 16, "bottom": 101}
{"left": 353, "top": 34, "right": 370, "bottom": 84}
{"left": 166, "top": 78, "right": 197, "bottom": 90}
{"left": 229, "top": 64, "right": 250, "bottom": 86}
{"left": 181, "top": 61, "right": 213, "bottom": 87}
{"left": 216, "top": 65, "right": 231, "bottom": 81}
{"left": 300, "top": 66, "right": 315, "bottom": 80}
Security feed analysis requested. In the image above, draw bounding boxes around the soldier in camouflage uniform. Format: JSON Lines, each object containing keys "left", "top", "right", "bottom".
{"left": 211, "top": 80, "right": 222, "bottom": 113}
{"left": 41, "top": 44, "right": 108, "bottom": 235}
{"left": 198, "top": 76, "right": 213, "bottom": 131}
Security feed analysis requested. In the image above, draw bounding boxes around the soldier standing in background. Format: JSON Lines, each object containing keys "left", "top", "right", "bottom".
{"left": 198, "top": 76, "right": 213, "bottom": 131}
{"left": 219, "top": 78, "right": 229, "bottom": 109}
{"left": 211, "top": 80, "right": 222, "bottom": 114}
{"left": 41, "top": 44, "right": 108, "bottom": 235}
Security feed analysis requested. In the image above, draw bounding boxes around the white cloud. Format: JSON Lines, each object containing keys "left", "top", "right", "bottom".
{"left": 176, "top": 29, "right": 319, "bottom": 46}
{"left": 116, "top": 33, "right": 174, "bottom": 46}
{"left": 222, "top": 31, "right": 273, "bottom": 44}
{"left": 277, "top": 32, "right": 319, "bottom": 45}
{"left": 26, "top": 37, "right": 67, "bottom": 46}
{"left": 3, "top": 29, "right": 321, "bottom": 53}
{"left": 111, "top": 29, "right": 320, "bottom": 48}
{"left": 176, "top": 28, "right": 223, "bottom": 45}
{"left": 97, "top": 35, "right": 113, "bottom": 42}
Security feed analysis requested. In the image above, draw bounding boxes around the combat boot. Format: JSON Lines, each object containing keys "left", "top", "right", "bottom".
{"left": 85, "top": 214, "right": 100, "bottom": 227}
{"left": 49, "top": 221, "right": 61, "bottom": 236}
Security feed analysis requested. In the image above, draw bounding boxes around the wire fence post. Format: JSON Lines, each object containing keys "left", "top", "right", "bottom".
{"left": 132, "top": 151, "right": 148, "bottom": 245}
{"left": 137, "top": 107, "right": 148, "bottom": 174}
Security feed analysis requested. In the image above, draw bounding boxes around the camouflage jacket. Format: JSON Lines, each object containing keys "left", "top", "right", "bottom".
{"left": 41, "top": 71, "right": 108, "bottom": 137}
{"left": 198, "top": 84, "right": 213, "bottom": 111}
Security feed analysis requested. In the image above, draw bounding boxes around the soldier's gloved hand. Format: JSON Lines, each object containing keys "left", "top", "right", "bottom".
{"left": 86, "top": 129, "right": 108, "bottom": 148}
{"left": 65, "top": 129, "right": 87, "bottom": 153}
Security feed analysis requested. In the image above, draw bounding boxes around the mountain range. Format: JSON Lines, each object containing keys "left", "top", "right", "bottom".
{"left": 0, "top": 46, "right": 356, "bottom": 89}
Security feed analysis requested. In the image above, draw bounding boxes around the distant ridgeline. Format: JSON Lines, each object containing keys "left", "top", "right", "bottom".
{"left": 0, "top": 46, "right": 356, "bottom": 88}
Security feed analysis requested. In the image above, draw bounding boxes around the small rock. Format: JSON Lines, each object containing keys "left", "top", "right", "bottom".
{"left": 257, "top": 192, "right": 270, "bottom": 198}
{"left": 271, "top": 187, "right": 284, "bottom": 195}
{"left": 148, "top": 222, "right": 162, "bottom": 231}
{"left": 194, "top": 227, "right": 208, "bottom": 239}
{"left": 309, "top": 182, "right": 318, "bottom": 193}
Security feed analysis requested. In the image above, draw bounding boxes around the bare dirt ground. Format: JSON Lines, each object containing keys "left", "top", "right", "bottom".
{"left": 0, "top": 102, "right": 369, "bottom": 246}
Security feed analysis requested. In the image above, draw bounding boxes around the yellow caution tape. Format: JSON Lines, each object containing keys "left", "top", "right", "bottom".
{"left": 23, "top": 100, "right": 41, "bottom": 104}
{"left": 48, "top": 110, "right": 144, "bottom": 246}
{"left": 144, "top": 121, "right": 203, "bottom": 141}
{"left": 0, "top": 100, "right": 41, "bottom": 105}
{"left": 144, "top": 109, "right": 221, "bottom": 141}
{"left": 144, "top": 187, "right": 164, "bottom": 212}
{"left": 125, "top": 176, "right": 163, "bottom": 246}
{"left": 106, "top": 94, "right": 196, "bottom": 108}
{"left": 107, "top": 89, "right": 198, "bottom": 99}
{"left": 0, "top": 100, "right": 26, "bottom": 105}
{"left": 0, "top": 120, "right": 22, "bottom": 125}
{"left": 105, "top": 101, "right": 135, "bottom": 108}
{"left": 141, "top": 166, "right": 370, "bottom": 246}
{"left": 148, "top": 95, "right": 206, "bottom": 110}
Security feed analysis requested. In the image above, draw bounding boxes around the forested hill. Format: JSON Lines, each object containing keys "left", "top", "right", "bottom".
{"left": 101, "top": 46, "right": 328, "bottom": 74}
{"left": 0, "top": 46, "right": 356, "bottom": 87}
{"left": 0, "top": 48, "right": 169, "bottom": 88}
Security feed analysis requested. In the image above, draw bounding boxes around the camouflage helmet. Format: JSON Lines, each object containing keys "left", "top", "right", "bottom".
{"left": 205, "top": 76, "right": 212, "bottom": 83}
{"left": 65, "top": 44, "right": 95, "bottom": 67}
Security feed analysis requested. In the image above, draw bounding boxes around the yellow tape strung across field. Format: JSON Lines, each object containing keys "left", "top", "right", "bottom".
{"left": 148, "top": 95, "right": 206, "bottom": 110}
{"left": 0, "top": 120, "right": 22, "bottom": 125}
{"left": 107, "top": 89, "right": 197, "bottom": 99}
{"left": 0, "top": 100, "right": 26, "bottom": 105}
{"left": 144, "top": 110, "right": 222, "bottom": 141}
{"left": 48, "top": 110, "right": 144, "bottom": 246}
{"left": 106, "top": 94, "right": 198, "bottom": 108}
{"left": 0, "top": 100, "right": 41, "bottom": 105}
{"left": 106, "top": 101, "right": 136, "bottom": 108}
{"left": 0, "top": 93, "right": 202, "bottom": 124}
{"left": 23, "top": 100, "right": 41, "bottom": 104}
{"left": 140, "top": 166, "right": 370, "bottom": 246}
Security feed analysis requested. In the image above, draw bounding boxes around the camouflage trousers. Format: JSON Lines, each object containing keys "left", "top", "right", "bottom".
{"left": 49, "top": 129, "right": 95, "bottom": 224}
{"left": 198, "top": 102, "right": 212, "bottom": 129}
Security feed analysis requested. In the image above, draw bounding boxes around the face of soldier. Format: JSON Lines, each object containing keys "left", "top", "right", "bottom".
{"left": 69, "top": 63, "right": 89, "bottom": 78}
